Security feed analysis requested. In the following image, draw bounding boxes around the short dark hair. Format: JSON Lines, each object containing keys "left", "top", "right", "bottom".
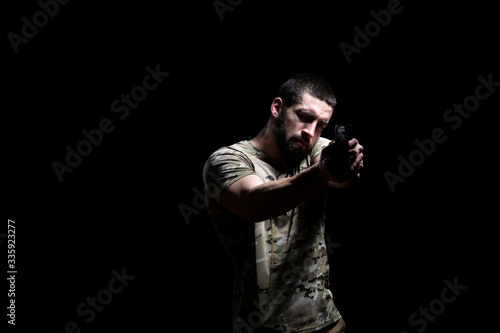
{"left": 276, "top": 73, "right": 337, "bottom": 110}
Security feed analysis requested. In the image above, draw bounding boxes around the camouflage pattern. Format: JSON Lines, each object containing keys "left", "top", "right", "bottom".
{"left": 203, "top": 138, "right": 341, "bottom": 332}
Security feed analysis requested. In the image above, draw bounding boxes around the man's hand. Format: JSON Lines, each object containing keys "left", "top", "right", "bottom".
{"left": 318, "top": 138, "right": 364, "bottom": 183}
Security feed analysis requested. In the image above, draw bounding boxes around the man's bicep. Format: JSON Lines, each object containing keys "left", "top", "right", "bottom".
{"left": 221, "top": 174, "right": 264, "bottom": 219}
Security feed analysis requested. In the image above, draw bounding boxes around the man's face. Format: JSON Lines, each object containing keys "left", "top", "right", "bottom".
{"left": 274, "top": 92, "right": 333, "bottom": 165}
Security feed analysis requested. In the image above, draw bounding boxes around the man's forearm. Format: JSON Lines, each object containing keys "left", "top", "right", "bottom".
{"left": 244, "top": 164, "right": 328, "bottom": 222}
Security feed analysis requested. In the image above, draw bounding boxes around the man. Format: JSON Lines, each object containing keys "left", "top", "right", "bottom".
{"left": 203, "top": 74, "right": 364, "bottom": 333}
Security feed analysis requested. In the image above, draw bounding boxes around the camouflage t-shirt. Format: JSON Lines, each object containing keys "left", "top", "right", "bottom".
{"left": 203, "top": 138, "right": 341, "bottom": 333}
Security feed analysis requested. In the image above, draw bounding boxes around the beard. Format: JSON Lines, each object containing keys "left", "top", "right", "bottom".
{"left": 275, "top": 113, "right": 311, "bottom": 167}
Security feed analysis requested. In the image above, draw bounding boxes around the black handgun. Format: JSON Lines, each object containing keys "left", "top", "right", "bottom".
{"left": 334, "top": 123, "right": 353, "bottom": 145}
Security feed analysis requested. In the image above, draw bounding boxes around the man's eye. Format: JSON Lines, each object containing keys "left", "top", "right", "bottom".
{"left": 298, "top": 114, "right": 311, "bottom": 122}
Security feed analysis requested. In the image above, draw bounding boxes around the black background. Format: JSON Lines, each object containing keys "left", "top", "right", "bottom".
{"left": 4, "top": 0, "right": 498, "bottom": 332}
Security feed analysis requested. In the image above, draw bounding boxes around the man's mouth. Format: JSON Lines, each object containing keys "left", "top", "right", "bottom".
{"left": 293, "top": 139, "right": 308, "bottom": 149}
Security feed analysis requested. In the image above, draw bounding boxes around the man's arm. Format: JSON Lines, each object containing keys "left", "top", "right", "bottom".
{"left": 221, "top": 138, "right": 363, "bottom": 222}
{"left": 221, "top": 163, "right": 329, "bottom": 222}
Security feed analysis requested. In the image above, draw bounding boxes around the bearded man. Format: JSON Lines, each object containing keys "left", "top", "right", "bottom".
{"left": 203, "top": 74, "right": 364, "bottom": 333}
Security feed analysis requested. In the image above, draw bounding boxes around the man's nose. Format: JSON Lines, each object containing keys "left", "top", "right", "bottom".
{"left": 302, "top": 122, "right": 316, "bottom": 140}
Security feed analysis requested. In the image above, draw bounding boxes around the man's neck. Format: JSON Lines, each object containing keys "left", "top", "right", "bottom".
{"left": 249, "top": 124, "right": 285, "bottom": 161}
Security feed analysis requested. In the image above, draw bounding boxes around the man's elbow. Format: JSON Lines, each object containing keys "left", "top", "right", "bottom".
{"left": 246, "top": 210, "right": 273, "bottom": 223}
{"left": 235, "top": 194, "right": 273, "bottom": 223}
{"left": 221, "top": 189, "right": 262, "bottom": 222}
{"left": 223, "top": 194, "right": 275, "bottom": 223}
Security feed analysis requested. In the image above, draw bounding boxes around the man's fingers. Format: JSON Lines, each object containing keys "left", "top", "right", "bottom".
{"left": 356, "top": 155, "right": 364, "bottom": 171}
{"left": 348, "top": 139, "right": 363, "bottom": 154}
{"left": 357, "top": 155, "right": 364, "bottom": 170}
{"left": 347, "top": 138, "right": 359, "bottom": 148}
{"left": 350, "top": 155, "right": 361, "bottom": 171}
{"left": 349, "top": 154, "right": 364, "bottom": 172}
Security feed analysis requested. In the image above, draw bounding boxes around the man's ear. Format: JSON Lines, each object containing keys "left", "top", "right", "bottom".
{"left": 270, "top": 97, "right": 284, "bottom": 119}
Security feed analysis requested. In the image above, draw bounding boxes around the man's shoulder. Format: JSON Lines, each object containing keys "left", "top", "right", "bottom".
{"left": 203, "top": 141, "right": 257, "bottom": 204}
{"left": 218, "top": 140, "right": 253, "bottom": 153}
{"left": 314, "top": 137, "right": 332, "bottom": 149}
{"left": 207, "top": 140, "right": 254, "bottom": 161}
{"left": 204, "top": 141, "right": 256, "bottom": 176}
{"left": 310, "top": 137, "right": 331, "bottom": 159}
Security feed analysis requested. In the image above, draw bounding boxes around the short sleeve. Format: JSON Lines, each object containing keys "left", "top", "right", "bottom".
{"left": 310, "top": 137, "right": 332, "bottom": 162}
{"left": 203, "top": 146, "right": 256, "bottom": 204}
